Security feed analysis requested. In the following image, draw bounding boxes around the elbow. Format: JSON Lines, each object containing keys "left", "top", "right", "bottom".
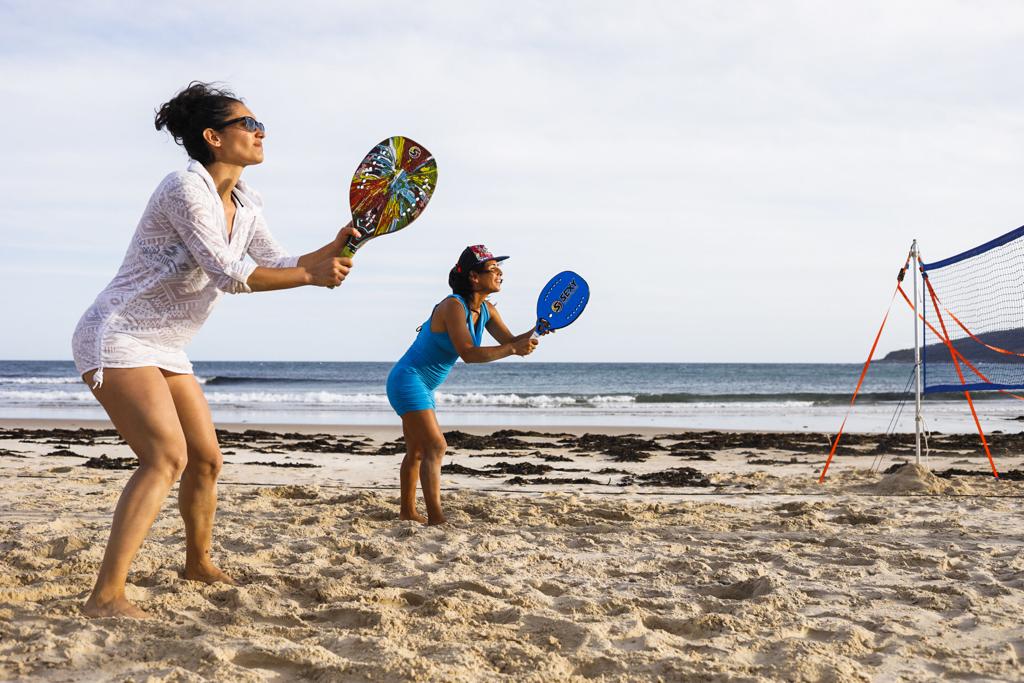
{"left": 215, "top": 276, "right": 253, "bottom": 294}
{"left": 214, "top": 262, "right": 257, "bottom": 294}
{"left": 215, "top": 262, "right": 257, "bottom": 294}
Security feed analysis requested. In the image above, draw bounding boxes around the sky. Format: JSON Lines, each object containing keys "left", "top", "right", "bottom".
{"left": 2, "top": 1, "right": 1024, "bottom": 363}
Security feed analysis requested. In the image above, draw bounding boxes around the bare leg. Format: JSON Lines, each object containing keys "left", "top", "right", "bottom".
{"left": 82, "top": 367, "right": 189, "bottom": 618}
{"left": 399, "top": 449, "right": 426, "bottom": 523}
{"left": 164, "top": 372, "right": 234, "bottom": 585}
{"left": 400, "top": 409, "right": 448, "bottom": 525}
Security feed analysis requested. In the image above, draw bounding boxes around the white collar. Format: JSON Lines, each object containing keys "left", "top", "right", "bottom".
{"left": 186, "top": 159, "right": 254, "bottom": 208}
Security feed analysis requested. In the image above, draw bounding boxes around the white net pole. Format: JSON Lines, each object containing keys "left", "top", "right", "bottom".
{"left": 913, "top": 239, "right": 923, "bottom": 466}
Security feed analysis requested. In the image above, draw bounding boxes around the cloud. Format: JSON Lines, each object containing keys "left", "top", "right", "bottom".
{"left": 3, "top": 1, "right": 1024, "bottom": 361}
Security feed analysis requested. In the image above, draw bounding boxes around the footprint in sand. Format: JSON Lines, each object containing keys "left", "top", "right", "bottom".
{"left": 520, "top": 614, "right": 595, "bottom": 650}
{"left": 644, "top": 612, "right": 743, "bottom": 639}
{"left": 257, "top": 485, "right": 319, "bottom": 500}
{"left": 231, "top": 649, "right": 308, "bottom": 678}
{"left": 444, "top": 579, "right": 502, "bottom": 598}
{"left": 45, "top": 535, "right": 89, "bottom": 560}
{"left": 483, "top": 606, "right": 521, "bottom": 624}
{"left": 706, "top": 576, "right": 774, "bottom": 600}
{"left": 304, "top": 606, "right": 382, "bottom": 629}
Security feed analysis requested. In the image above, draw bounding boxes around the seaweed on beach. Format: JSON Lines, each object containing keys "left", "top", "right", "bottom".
{"left": 0, "top": 448, "right": 28, "bottom": 458}
{"left": 441, "top": 463, "right": 495, "bottom": 476}
{"left": 82, "top": 455, "right": 136, "bottom": 470}
{"left": 372, "top": 440, "right": 408, "bottom": 456}
{"left": 468, "top": 450, "right": 536, "bottom": 459}
{"left": 564, "top": 433, "right": 668, "bottom": 458}
{"left": 287, "top": 437, "right": 374, "bottom": 455}
{"left": 490, "top": 429, "right": 574, "bottom": 439}
{"left": 669, "top": 450, "right": 716, "bottom": 461}
{"left": 933, "top": 468, "right": 1024, "bottom": 480}
{"left": 505, "top": 476, "right": 601, "bottom": 486}
{"left": 211, "top": 429, "right": 374, "bottom": 457}
{"left": 747, "top": 457, "right": 805, "bottom": 466}
{"left": 486, "top": 462, "right": 563, "bottom": 475}
{"left": 443, "top": 430, "right": 533, "bottom": 451}
{"left": 621, "top": 467, "right": 711, "bottom": 488}
{"left": 485, "top": 461, "right": 553, "bottom": 475}
{"left": 443, "top": 461, "right": 583, "bottom": 477}
{"left": 605, "top": 448, "right": 652, "bottom": 463}
{"left": 216, "top": 428, "right": 284, "bottom": 441}
{"left": 45, "top": 449, "right": 85, "bottom": 458}
{"left": 0, "top": 427, "right": 121, "bottom": 444}
{"left": 539, "top": 454, "right": 574, "bottom": 463}
{"left": 240, "top": 461, "right": 320, "bottom": 468}
{"left": 658, "top": 431, "right": 829, "bottom": 454}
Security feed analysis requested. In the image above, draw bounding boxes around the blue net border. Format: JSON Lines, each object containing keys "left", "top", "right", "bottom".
{"left": 922, "top": 224, "right": 1024, "bottom": 271}
{"left": 921, "top": 223, "right": 1024, "bottom": 393}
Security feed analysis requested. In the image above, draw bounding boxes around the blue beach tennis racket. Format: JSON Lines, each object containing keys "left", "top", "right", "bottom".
{"left": 533, "top": 271, "right": 590, "bottom": 338}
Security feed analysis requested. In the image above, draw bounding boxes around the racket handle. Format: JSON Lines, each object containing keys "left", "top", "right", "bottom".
{"left": 531, "top": 330, "right": 540, "bottom": 340}
{"left": 340, "top": 228, "right": 367, "bottom": 258}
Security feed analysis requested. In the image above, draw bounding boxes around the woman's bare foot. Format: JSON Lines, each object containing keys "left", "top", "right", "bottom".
{"left": 400, "top": 511, "right": 428, "bottom": 524}
{"left": 427, "top": 514, "right": 448, "bottom": 526}
{"left": 82, "top": 594, "right": 150, "bottom": 619}
{"left": 184, "top": 563, "right": 236, "bottom": 585}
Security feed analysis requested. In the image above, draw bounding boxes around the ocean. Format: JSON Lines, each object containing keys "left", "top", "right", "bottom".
{"left": 3, "top": 360, "right": 1023, "bottom": 433}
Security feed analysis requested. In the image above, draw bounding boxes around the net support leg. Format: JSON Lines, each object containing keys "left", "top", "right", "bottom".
{"left": 819, "top": 254, "right": 911, "bottom": 483}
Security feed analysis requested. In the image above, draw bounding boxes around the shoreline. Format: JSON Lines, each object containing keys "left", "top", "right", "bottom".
{"left": 0, "top": 417, "right": 728, "bottom": 439}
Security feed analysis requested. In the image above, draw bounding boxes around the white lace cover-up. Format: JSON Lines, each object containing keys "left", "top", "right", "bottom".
{"left": 72, "top": 160, "right": 298, "bottom": 386}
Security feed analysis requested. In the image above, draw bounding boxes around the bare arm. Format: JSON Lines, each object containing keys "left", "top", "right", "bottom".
{"left": 245, "top": 266, "right": 314, "bottom": 292}
{"left": 246, "top": 224, "right": 359, "bottom": 292}
{"left": 297, "top": 222, "right": 356, "bottom": 268}
{"left": 440, "top": 299, "right": 536, "bottom": 363}
{"left": 484, "top": 301, "right": 535, "bottom": 344}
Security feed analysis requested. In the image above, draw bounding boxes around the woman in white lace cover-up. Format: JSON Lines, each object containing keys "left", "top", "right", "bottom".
{"left": 72, "top": 82, "right": 356, "bottom": 619}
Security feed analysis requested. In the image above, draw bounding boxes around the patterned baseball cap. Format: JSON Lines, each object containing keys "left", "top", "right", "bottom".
{"left": 455, "top": 244, "right": 509, "bottom": 273}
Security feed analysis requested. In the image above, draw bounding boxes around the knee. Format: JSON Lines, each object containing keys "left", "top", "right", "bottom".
{"left": 146, "top": 445, "right": 189, "bottom": 482}
{"left": 185, "top": 447, "right": 223, "bottom": 480}
{"left": 420, "top": 439, "right": 447, "bottom": 464}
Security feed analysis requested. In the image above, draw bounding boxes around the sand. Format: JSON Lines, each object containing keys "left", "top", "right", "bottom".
{"left": 2, "top": 420, "right": 1024, "bottom": 681}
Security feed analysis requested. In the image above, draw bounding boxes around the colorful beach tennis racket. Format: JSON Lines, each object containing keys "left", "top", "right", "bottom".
{"left": 533, "top": 271, "right": 590, "bottom": 338}
{"left": 341, "top": 136, "right": 438, "bottom": 258}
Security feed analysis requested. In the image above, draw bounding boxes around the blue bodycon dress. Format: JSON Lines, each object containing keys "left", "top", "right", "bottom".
{"left": 386, "top": 294, "right": 490, "bottom": 416}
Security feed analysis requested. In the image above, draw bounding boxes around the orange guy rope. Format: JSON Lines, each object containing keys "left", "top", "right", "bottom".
{"left": 923, "top": 275, "right": 999, "bottom": 478}
{"left": 818, "top": 257, "right": 910, "bottom": 483}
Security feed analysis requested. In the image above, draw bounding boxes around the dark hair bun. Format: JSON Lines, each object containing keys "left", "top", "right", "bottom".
{"left": 154, "top": 81, "right": 241, "bottom": 164}
{"left": 450, "top": 264, "right": 476, "bottom": 300}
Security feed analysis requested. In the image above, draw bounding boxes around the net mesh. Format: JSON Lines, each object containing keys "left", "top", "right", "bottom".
{"left": 922, "top": 225, "right": 1024, "bottom": 393}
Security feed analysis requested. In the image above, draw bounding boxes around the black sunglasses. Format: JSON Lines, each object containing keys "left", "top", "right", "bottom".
{"left": 215, "top": 116, "right": 265, "bottom": 134}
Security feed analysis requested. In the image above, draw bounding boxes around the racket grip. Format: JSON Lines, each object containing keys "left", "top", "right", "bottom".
{"left": 531, "top": 330, "right": 540, "bottom": 340}
{"left": 340, "top": 239, "right": 357, "bottom": 259}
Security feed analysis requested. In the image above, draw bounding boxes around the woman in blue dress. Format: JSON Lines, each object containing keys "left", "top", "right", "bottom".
{"left": 386, "top": 245, "right": 539, "bottom": 524}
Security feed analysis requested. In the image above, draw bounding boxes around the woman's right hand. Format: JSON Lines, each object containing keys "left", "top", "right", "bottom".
{"left": 510, "top": 336, "right": 539, "bottom": 356}
{"left": 308, "top": 256, "right": 353, "bottom": 288}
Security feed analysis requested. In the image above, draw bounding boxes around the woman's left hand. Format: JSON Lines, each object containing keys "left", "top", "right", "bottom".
{"left": 333, "top": 221, "right": 361, "bottom": 253}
